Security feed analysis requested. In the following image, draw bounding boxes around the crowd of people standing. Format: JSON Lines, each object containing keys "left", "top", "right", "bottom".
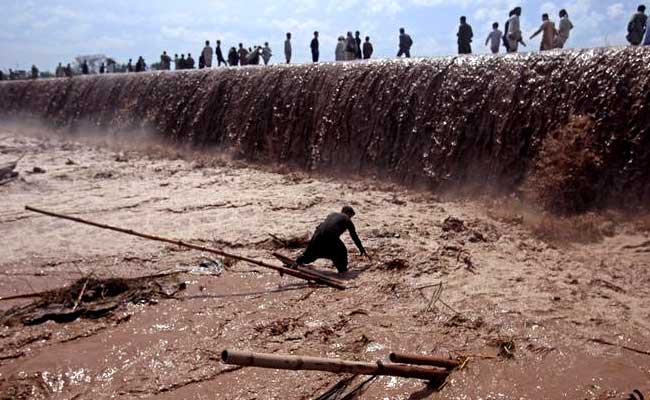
{"left": 5, "top": 4, "right": 650, "bottom": 81}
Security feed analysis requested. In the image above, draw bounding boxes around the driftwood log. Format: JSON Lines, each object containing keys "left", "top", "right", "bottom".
{"left": 221, "top": 349, "right": 448, "bottom": 381}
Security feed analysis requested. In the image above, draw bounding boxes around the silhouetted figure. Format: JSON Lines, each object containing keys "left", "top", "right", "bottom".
{"left": 174, "top": 54, "right": 180, "bottom": 70}
{"left": 186, "top": 53, "right": 195, "bottom": 69}
{"left": 216, "top": 40, "right": 226, "bottom": 66}
{"left": 627, "top": 5, "right": 647, "bottom": 45}
{"left": 55, "top": 63, "right": 64, "bottom": 78}
{"left": 507, "top": 7, "right": 524, "bottom": 52}
{"left": 285, "top": 32, "right": 292, "bottom": 64}
{"left": 345, "top": 32, "right": 357, "bottom": 61}
{"left": 311, "top": 31, "right": 320, "bottom": 63}
{"left": 297, "top": 206, "right": 368, "bottom": 274}
{"left": 65, "top": 64, "right": 73, "bottom": 78}
{"left": 355, "top": 31, "right": 362, "bottom": 59}
{"left": 238, "top": 44, "right": 249, "bottom": 66}
{"left": 82, "top": 60, "right": 89, "bottom": 75}
{"left": 135, "top": 56, "right": 146, "bottom": 72}
{"left": 127, "top": 59, "right": 133, "bottom": 72}
{"left": 486, "top": 23, "right": 502, "bottom": 54}
{"left": 199, "top": 54, "right": 205, "bottom": 69}
{"left": 228, "top": 47, "right": 238, "bottom": 66}
{"left": 99, "top": 63, "right": 105, "bottom": 74}
{"left": 362, "top": 36, "right": 373, "bottom": 59}
{"left": 31, "top": 65, "right": 39, "bottom": 79}
{"left": 161, "top": 51, "right": 171, "bottom": 70}
{"left": 503, "top": 10, "right": 513, "bottom": 51}
{"left": 202, "top": 40, "right": 213, "bottom": 68}
{"left": 457, "top": 16, "right": 474, "bottom": 54}
{"left": 530, "top": 13, "right": 556, "bottom": 51}
{"left": 262, "top": 42, "right": 272, "bottom": 65}
{"left": 179, "top": 54, "right": 186, "bottom": 70}
{"left": 335, "top": 36, "right": 346, "bottom": 61}
{"left": 0, "top": 70, "right": 4, "bottom": 81}
{"left": 246, "top": 46, "right": 262, "bottom": 65}
{"left": 555, "top": 9, "right": 573, "bottom": 48}
{"left": 397, "top": 28, "right": 413, "bottom": 58}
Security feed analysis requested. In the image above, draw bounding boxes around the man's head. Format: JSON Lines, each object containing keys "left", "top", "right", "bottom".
{"left": 399, "top": 27, "right": 405, "bottom": 34}
{"left": 639, "top": 5, "right": 646, "bottom": 12}
{"left": 314, "top": 31, "right": 319, "bottom": 37}
{"left": 342, "top": 206, "right": 356, "bottom": 218}
{"left": 206, "top": 40, "right": 210, "bottom": 46}
{"left": 163, "top": 51, "right": 167, "bottom": 55}
{"left": 239, "top": 43, "right": 243, "bottom": 48}
{"left": 355, "top": 31, "right": 360, "bottom": 36}
{"left": 559, "top": 9, "right": 567, "bottom": 18}
{"left": 509, "top": 9, "right": 515, "bottom": 16}
{"left": 460, "top": 16, "right": 466, "bottom": 23}
{"left": 217, "top": 40, "right": 221, "bottom": 45}
{"left": 286, "top": 32, "right": 292, "bottom": 39}
{"left": 493, "top": 22, "right": 499, "bottom": 29}
{"left": 514, "top": 6, "right": 522, "bottom": 16}
{"left": 365, "top": 36, "right": 370, "bottom": 42}
{"left": 265, "top": 41, "right": 269, "bottom": 46}
{"left": 542, "top": 13, "right": 549, "bottom": 21}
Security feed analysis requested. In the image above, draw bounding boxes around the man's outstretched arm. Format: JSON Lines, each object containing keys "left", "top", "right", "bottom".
{"left": 348, "top": 222, "right": 366, "bottom": 255}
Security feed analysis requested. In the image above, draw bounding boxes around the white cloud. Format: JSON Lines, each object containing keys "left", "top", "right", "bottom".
{"left": 607, "top": 3, "right": 625, "bottom": 19}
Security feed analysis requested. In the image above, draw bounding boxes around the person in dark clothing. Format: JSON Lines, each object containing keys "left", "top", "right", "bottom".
{"left": 397, "top": 27, "right": 413, "bottom": 58}
{"left": 31, "top": 65, "right": 39, "bottom": 79}
{"left": 457, "top": 16, "right": 474, "bottom": 54}
{"left": 503, "top": 9, "right": 513, "bottom": 52}
{"left": 127, "top": 59, "right": 134, "bottom": 72}
{"left": 228, "top": 47, "right": 239, "bottom": 66}
{"left": 0, "top": 70, "right": 4, "bottom": 81}
{"left": 297, "top": 206, "right": 368, "bottom": 274}
{"left": 179, "top": 54, "right": 186, "bottom": 70}
{"left": 65, "top": 64, "right": 73, "bottom": 77}
{"left": 627, "top": 5, "right": 648, "bottom": 45}
{"left": 216, "top": 40, "right": 227, "bottom": 66}
{"left": 238, "top": 43, "right": 249, "bottom": 66}
{"left": 362, "top": 36, "right": 373, "bottom": 59}
{"left": 186, "top": 53, "right": 195, "bottom": 69}
{"left": 199, "top": 54, "right": 205, "bottom": 69}
{"left": 99, "top": 63, "right": 105, "bottom": 74}
{"left": 311, "top": 31, "right": 320, "bottom": 63}
{"left": 355, "top": 31, "right": 362, "bottom": 59}
{"left": 81, "top": 60, "right": 89, "bottom": 75}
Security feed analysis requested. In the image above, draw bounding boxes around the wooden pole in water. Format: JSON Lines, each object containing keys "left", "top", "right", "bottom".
{"left": 220, "top": 349, "right": 448, "bottom": 381}
{"left": 25, "top": 206, "right": 346, "bottom": 290}
{"left": 388, "top": 352, "right": 460, "bottom": 370}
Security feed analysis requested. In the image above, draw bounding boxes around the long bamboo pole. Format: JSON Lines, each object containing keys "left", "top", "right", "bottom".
{"left": 25, "top": 206, "right": 345, "bottom": 290}
{"left": 388, "top": 352, "right": 460, "bottom": 370}
{"left": 221, "top": 349, "right": 448, "bottom": 381}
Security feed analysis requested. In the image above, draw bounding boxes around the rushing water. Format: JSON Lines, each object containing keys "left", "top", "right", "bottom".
{"left": 1, "top": 47, "right": 649, "bottom": 208}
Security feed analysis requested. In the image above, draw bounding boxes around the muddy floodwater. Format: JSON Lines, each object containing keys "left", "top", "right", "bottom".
{"left": 0, "top": 127, "right": 649, "bottom": 399}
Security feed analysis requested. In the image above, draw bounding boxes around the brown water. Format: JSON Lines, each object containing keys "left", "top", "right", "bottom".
{"left": 1, "top": 48, "right": 650, "bottom": 210}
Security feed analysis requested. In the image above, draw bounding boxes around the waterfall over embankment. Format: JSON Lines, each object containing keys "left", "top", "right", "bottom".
{"left": 1, "top": 47, "right": 649, "bottom": 212}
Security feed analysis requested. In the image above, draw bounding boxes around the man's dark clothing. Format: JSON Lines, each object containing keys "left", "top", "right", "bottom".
{"left": 503, "top": 20, "right": 510, "bottom": 50}
{"left": 355, "top": 35, "right": 362, "bottom": 59}
{"left": 628, "top": 11, "right": 648, "bottom": 45}
{"left": 216, "top": 45, "right": 226, "bottom": 66}
{"left": 297, "top": 212, "right": 365, "bottom": 273}
{"left": 398, "top": 33, "right": 413, "bottom": 57}
{"left": 311, "top": 38, "right": 319, "bottom": 62}
{"left": 82, "top": 62, "right": 89, "bottom": 75}
{"left": 186, "top": 56, "right": 195, "bottom": 69}
{"left": 362, "top": 41, "right": 373, "bottom": 59}
{"left": 458, "top": 22, "right": 474, "bottom": 54}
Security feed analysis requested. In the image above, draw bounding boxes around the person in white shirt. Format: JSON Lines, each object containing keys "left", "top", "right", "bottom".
{"left": 507, "top": 7, "right": 524, "bottom": 52}
{"left": 555, "top": 9, "right": 574, "bottom": 48}
{"left": 485, "top": 22, "right": 503, "bottom": 54}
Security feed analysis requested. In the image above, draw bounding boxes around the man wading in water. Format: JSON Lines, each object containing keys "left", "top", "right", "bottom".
{"left": 297, "top": 206, "right": 369, "bottom": 274}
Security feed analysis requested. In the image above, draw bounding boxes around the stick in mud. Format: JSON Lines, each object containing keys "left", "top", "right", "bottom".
{"left": 24, "top": 206, "right": 346, "bottom": 290}
{"left": 221, "top": 349, "right": 449, "bottom": 381}
{"left": 388, "top": 352, "right": 461, "bottom": 370}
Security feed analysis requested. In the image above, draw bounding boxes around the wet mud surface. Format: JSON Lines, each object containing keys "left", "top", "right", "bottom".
{"left": 0, "top": 129, "right": 649, "bottom": 399}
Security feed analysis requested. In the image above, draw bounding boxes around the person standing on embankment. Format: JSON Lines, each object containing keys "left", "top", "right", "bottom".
{"left": 627, "top": 5, "right": 647, "bottom": 46}
{"left": 397, "top": 27, "right": 413, "bottom": 58}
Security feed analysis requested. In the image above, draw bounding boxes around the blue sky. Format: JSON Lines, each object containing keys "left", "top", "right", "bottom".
{"left": 0, "top": 0, "right": 641, "bottom": 71}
